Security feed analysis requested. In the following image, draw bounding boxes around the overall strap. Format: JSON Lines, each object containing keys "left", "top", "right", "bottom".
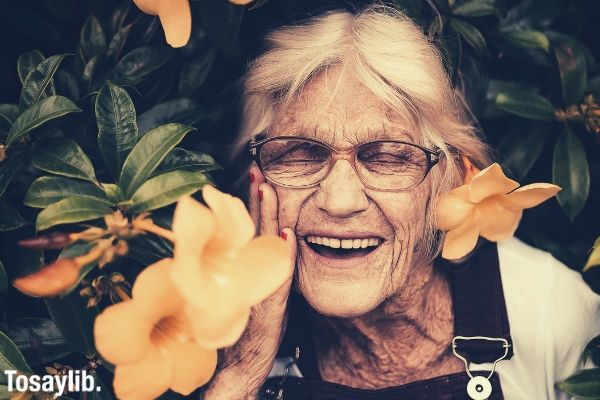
{"left": 441, "top": 241, "right": 514, "bottom": 364}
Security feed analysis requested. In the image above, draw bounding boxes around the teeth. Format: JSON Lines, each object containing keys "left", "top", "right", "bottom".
{"left": 306, "top": 235, "right": 381, "bottom": 249}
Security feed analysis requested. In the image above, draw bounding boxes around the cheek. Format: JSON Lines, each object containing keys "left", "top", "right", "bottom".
{"left": 274, "top": 187, "right": 314, "bottom": 230}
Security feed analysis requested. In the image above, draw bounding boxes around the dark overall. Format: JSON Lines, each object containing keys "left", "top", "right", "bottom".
{"left": 260, "top": 242, "right": 514, "bottom": 400}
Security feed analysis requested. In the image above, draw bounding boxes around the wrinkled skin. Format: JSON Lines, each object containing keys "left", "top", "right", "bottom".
{"left": 204, "top": 66, "right": 463, "bottom": 398}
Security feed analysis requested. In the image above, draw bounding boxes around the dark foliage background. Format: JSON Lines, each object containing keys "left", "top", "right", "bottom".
{"left": 1, "top": 0, "right": 600, "bottom": 397}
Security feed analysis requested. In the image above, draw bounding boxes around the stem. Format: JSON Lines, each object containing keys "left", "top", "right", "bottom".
{"left": 133, "top": 219, "right": 176, "bottom": 243}
{"left": 113, "top": 285, "right": 131, "bottom": 301}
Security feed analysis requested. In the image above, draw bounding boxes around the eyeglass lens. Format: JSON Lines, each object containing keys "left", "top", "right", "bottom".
{"left": 258, "top": 138, "right": 430, "bottom": 190}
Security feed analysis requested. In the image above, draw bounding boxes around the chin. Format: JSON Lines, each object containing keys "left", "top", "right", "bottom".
{"left": 295, "top": 234, "right": 396, "bottom": 317}
{"left": 298, "top": 274, "right": 390, "bottom": 318}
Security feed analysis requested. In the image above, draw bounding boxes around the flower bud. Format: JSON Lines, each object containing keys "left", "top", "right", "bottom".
{"left": 13, "top": 259, "right": 81, "bottom": 297}
{"left": 18, "top": 232, "right": 73, "bottom": 250}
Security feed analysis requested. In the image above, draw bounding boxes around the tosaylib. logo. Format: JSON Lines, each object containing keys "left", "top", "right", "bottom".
{"left": 4, "top": 369, "right": 101, "bottom": 398}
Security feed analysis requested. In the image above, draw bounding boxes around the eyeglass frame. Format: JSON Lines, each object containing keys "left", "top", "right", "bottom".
{"left": 248, "top": 135, "right": 442, "bottom": 192}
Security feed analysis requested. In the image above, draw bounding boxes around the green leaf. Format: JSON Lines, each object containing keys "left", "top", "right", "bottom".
{"left": 449, "top": 18, "right": 486, "bottom": 53}
{"left": 106, "top": 23, "right": 133, "bottom": 62}
{"left": 80, "top": 15, "right": 107, "bottom": 63}
{"left": 137, "top": 98, "right": 216, "bottom": 135}
{"left": 1, "top": 318, "right": 71, "bottom": 367}
{"left": 156, "top": 148, "right": 221, "bottom": 175}
{"left": 24, "top": 176, "right": 109, "bottom": 208}
{"left": 557, "top": 368, "right": 600, "bottom": 397}
{"left": 17, "top": 50, "right": 45, "bottom": 85}
{"left": 58, "top": 241, "right": 97, "bottom": 296}
{"left": 0, "top": 330, "right": 32, "bottom": 384}
{"left": 498, "top": 122, "right": 547, "bottom": 181}
{"left": 119, "top": 123, "right": 195, "bottom": 199}
{"left": 0, "top": 155, "right": 26, "bottom": 198}
{"left": 82, "top": 55, "right": 105, "bottom": 92}
{"left": 36, "top": 197, "right": 113, "bottom": 231}
{"left": 495, "top": 90, "right": 555, "bottom": 120}
{"left": 109, "top": 1, "right": 131, "bottom": 36}
{"left": 101, "top": 183, "right": 123, "bottom": 203}
{"left": 0, "top": 200, "right": 28, "bottom": 231}
{"left": 0, "top": 261, "right": 6, "bottom": 293}
{"left": 553, "top": 125, "right": 590, "bottom": 221}
{"left": 502, "top": 30, "right": 549, "bottom": 52}
{"left": 19, "top": 54, "right": 68, "bottom": 110}
{"left": 54, "top": 70, "right": 81, "bottom": 101}
{"left": 95, "top": 82, "right": 139, "bottom": 180}
{"left": 129, "top": 170, "right": 209, "bottom": 214}
{"left": 584, "top": 238, "right": 600, "bottom": 273}
{"left": 178, "top": 49, "right": 216, "bottom": 96}
{"left": 0, "top": 104, "right": 19, "bottom": 126}
{"left": 0, "top": 385, "right": 8, "bottom": 400}
{"left": 500, "top": 0, "right": 561, "bottom": 30}
{"left": 45, "top": 291, "right": 97, "bottom": 357}
{"left": 550, "top": 33, "right": 587, "bottom": 105}
{"left": 110, "top": 45, "right": 173, "bottom": 86}
{"left": 452, "top": 0, "right": 497, "bottom": 17}
{"left": 6, "top": 96, "right": 81, "bottom": 148}
{"left": 32, "top": 139, "right": 98, "bottom": 183}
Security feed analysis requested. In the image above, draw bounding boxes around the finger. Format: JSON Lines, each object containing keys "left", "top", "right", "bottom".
{"left": 265, "top": 228, "right": 297, "bottom": 307}
{"left": 248, "top": 164, "right": 265, "bottom": 232}
{"left": 258, "top": 182, "right": 278, "bottom": 236}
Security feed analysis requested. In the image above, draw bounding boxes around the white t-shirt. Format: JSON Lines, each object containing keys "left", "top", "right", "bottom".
{"left": 269, "top": 237, "right": 600, "bottom": 399}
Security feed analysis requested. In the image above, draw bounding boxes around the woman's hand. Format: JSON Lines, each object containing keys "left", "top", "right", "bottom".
{"left": 203, "top": 165, "right": 297, "bottom": 400}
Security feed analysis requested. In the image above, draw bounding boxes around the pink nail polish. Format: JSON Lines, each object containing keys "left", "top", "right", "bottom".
{"left": 280, "top": 231, "right": 287, "bottom": 240}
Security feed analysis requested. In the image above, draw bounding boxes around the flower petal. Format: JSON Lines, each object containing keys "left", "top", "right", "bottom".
{"left": 186, "top": 305, "right": 250, "bottom": 349}
{"left": 12, "top": 259, "right": 80, "bottom": 298}
{"left": 173, "top": 196, "right": 216, "bottom": 257}
{"left": 469, "top": 163, "right": 519, "bottom": 203}
{"left": 232, "top": 235, "right": 292, "bottom": 306}
{"left": 132, "top": 0, "right": 160, "bottom": 15}
{"left": 167, "top": 341, "right": 217, "bottom": 395}
{"left": 114, "top": 347, "right": 172, "bottom": 400}
{"left": 94, "top": 301, "right": 152, "bottom": 365}
{"left": 501, "top": 183, "right": 561, "bottom": 211}
{"left": 435, "top": 185, "right": 475, "bottom": 231}
{"left": 132, "top": 258, "right": 184, "bottom": 319}
{"left": 157, "top": 0, "right": 192, "bottom": 48}
{"left": 477, "top": 197, "right": 522, "bottom": 242}
{"left": 442, "top": 214, "right": 480, "bottom": 260}
{"left": 202, "top": 185, "right": 255, "bottom": 258}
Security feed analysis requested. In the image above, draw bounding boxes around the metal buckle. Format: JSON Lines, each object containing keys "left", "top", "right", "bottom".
{"left": 452, "top": 336, "right": 511, "bottom": 400}
{"left": 452, "top": 336, "right": 510, "bottom": 380}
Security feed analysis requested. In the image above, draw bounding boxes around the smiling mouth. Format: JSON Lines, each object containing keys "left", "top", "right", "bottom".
{"left": 304, "top": 235, "right": 382, "bottom": 259}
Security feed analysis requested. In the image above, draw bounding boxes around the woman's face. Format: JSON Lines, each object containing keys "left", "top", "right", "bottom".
{"left": 268, "top": 67, "right": 432, "bottom": 317}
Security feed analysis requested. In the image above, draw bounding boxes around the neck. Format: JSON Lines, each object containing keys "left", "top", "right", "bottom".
{"left": 312, "top": 262, "right": 462, "bottom": 388}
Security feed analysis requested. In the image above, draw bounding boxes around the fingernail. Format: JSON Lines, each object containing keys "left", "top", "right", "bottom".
{"left": 280, "top": 231, "right": 287, "bottom": 240}
{"left": 249, "top": 171, "right": 255, "bottom": 183}
{"left": 259, "top": 189, "right": 263, "bottom": 201}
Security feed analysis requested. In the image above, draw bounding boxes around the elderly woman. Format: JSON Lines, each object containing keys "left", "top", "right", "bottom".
{"left": 202, "top": 5, "right": 600, "bottom": 400}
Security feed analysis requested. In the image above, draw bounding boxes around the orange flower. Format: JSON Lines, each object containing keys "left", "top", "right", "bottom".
{"left": 132, "top": 0, "right": 191, "bottom": 47}
{"left": 436, "top": 163, "right": 561, "bottom": 260}
{"left": 170, "top": 185, "right": 292, "bottom": 348}
{"left": 94, "top": 259, "right": 217, "bottom": 399}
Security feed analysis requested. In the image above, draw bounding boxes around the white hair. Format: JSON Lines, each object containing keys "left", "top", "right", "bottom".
{"left": 237, "top": 4, "right": 492, "bottom": 260}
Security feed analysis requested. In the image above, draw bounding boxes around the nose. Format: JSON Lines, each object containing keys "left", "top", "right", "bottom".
{"left": 314, "top": 159, "right": 369, "bottom": 218}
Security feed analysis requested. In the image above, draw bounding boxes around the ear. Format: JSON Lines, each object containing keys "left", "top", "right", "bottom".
{"left": 461, "top": 154, "right": 480, "bottom": 184}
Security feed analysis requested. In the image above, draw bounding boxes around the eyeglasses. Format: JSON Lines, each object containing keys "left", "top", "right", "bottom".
{"left": 248, "top": 135, "right": 441, "bottom": 192}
